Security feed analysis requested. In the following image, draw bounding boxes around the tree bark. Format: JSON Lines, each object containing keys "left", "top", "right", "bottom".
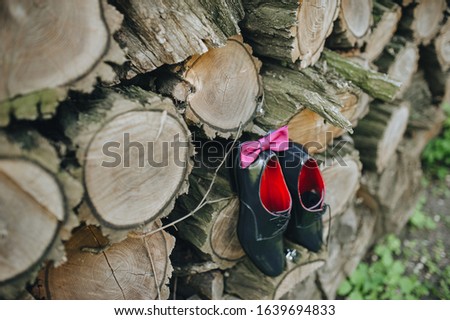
{"left": 353, "top": 101, "right": 410, "bottom": 173}
{"left": 241, "top": 0, "right": 339, "bottom": 68}
{"left": 374, "top": 36, "right": 419, "bottom": 97}
{"left": 321, "top": 49, "right": 401, "bottom": 101}
{"left": 32, "top": 224, "right": 175, "bottom": 299}
{"left": 60, "top": 87, "right": 193, "bottom": 242}
{"left": 112, "top": 0, "right": 243, "bottom": 79}
{"left": 288, "top": 92, "right": 370, "bottom": 154}
{"left": 363, "top": 0, "right": 402, "bottom": 62}
{"left": 0, "top": 129, "right": 82, "bottom": 299}
{"left": 328, "top": 0, "right": 373, "bottom": 49}
{"left": 254, "top": 62, "right": 361, "bottom": 136}
{"left": 0, "top": 0, "right": 125, "bottom": 125}
{"left": 156, "top": 35, "right": 263, "bottom": 139}
{"left": 404, "top": 72, "right": 446, "bottom": 153}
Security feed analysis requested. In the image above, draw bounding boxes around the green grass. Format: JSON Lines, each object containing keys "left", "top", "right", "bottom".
{"left": 337, "top": 235, "right": 429, "bottom": 300}
{"left": 408, "top": 195, "right": 437, "bottom": 230}
{"left": 338, "top": 204, "right": 449, "bottom": 300}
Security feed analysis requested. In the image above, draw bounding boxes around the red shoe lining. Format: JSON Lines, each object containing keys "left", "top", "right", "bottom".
{"left": 260, "top": 158, "right": 291, "bottom": 213}
{"left": 298, "top": 158, "right": 325, "bottom": 209}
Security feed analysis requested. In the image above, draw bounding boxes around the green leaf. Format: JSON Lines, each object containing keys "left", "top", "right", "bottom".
{"left": 348, "top": 291, "right": 364, "bottom": 300}
{"left": 337, "top": 280, "right": 352, "bottom": 296}
{"left": 381, "top": 251, "right": 394, "bottom": 267}
{"left": 350, "top": 264, "right": 368, "bottom": 287}
{"left": 399, "top": 277, "right": 414, "bottom": 294}
{"left": 390, "top": 261, "right": 405, "bottom": 275}
{"left": 386, "top": 235, "right": 401, "bottom": 254}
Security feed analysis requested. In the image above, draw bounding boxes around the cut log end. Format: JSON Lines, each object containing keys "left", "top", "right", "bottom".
{"left": 322, "top": 158, "right": 361, "bottom": 216}
{"left": 376, "top": 104, "right": 410, "bottom": 171}
{"left": 435, "top": 20, "right": 450, "bottom": 72}
{"left": 0, "top": 159, "right": 65, "bottom": 284}
{"left": 341, "top": 0, "right": 372, "bottom": 39}
{"left": 32, "top": 225, "right": 175, "bottom": 300}
{"left": 84, "top": 109, "right": 191, "bottom": 229}
{"left": 293, "top": 0, "right": 340, "bottom": 67}
{"left": 329, "top": 0, "right": 373, "bottom": 48}
{"left": 385, "top": 42, "right": 419, "bottom": 96}
{"left": 209, "top": 197, "right": 245, "bottom": 262}
{"left": 61, "top": 88, "right": 193, "bottom": 234}
{"left": 0, "top": 0, "right": 110, "bottom": 101}
{"left": 363, "top": 0, "right": 401, "bottom": 62}
{"left": 412, "top": 0, "right": 446, "bottom": 45}
{"left": 174, "top": 167, "right": 244, "bottom": 269}
{"left": 184, "top": 36, "right": 262, "bottom": 138}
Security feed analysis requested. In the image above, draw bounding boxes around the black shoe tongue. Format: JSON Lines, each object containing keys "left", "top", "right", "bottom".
{"left": 301, "top": 191, "right": 321, "bottom": 209}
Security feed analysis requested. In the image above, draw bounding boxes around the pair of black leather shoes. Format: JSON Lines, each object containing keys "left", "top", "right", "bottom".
{"left": 232, "top": 137, "right": 327, "bottom": 277}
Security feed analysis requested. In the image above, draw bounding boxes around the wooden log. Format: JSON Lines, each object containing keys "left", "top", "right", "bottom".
{"left": 156, "top": 35, "right": 263, "bottom": 138}
{"left": 171, "top": 147, "right": 244, "bottom": 270}
{"left": 363, "top": 0, "right": 402, "bottom": 62}
{"left": 0, "top": 0, "right": 125, "bottom": 125}
{"left": 225, "top": 248, "right": 325, "bottom": 299}
{"left": 353, "top": 101, "right": 410, "bottom": 173}
{"left": 374, "top": 36, "right": 419, "bottom": 97}
{"left": 241, "top": 0, "right": 340, "bottom": 68}
{"left": 112, "top": 0, "right": 243, "bottom": 79}
{"left": 288, "top": 92, "right": 370, "bottom": 154}
{"left": 328, "top": 0, "right": 373, "bottom": 49}
{"left": 359, "top": 146, "right": 420, "bottom": 239}
{"left": 254, "top": 62, "right": 361, "bottom": 138}
{"left": 0, "top": 129, "right": 82, "bottom": 299}
{"left": 316, "top": 204, "right": 377, "bottom": 298}
{"left": 32, "top": 224, "right": 175, "bottom": 299}
{"left": 319, "top": 138, "right": 362, "bottom": 219}
{"left": 421, "top": 20, "right": 450, "bottom": 104}
{"left": 179, "top": 270, "right": 224, "bottom": 300}
{"left": 398, "top": 0, "right": 446, "bottom": 45}
{"left": 356, "top": 73, "right": 445, "bottom": 239}
{"left": 60, "top": 87, "right": 193, "bottom": 242}
{"left": 358, "top": 101, "right": 444, "bottom": 239}
{"left": 421, "top": 63, "right": 450, "bottom": 105}
{"left": 321, "top": 49, "right": 401, "bottom": 101}
{"left": 424, "top": 19, "right": 450, "bottom": 73}
{"left": 404, "top": 72, "right": 446, "bottom": 151}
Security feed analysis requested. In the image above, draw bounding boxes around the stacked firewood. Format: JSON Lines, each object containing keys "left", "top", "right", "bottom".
{"left": 0, "top": 0, "right": 447, "bottom": 299}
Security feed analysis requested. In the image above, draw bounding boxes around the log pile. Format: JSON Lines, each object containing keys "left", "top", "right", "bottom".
{"left": 0, "top": 0, "right": 447, "bottom": 300}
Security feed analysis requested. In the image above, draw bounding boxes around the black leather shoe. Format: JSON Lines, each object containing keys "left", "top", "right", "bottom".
{"left": 232, "top": 146, "right": 291, "bottom": 277}
{"left": 278, "top": 142, "right": 326, "bottom": 252}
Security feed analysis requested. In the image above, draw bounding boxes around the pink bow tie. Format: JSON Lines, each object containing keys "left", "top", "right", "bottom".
{"left": 240, "top": 126, "right": 289, "bottom": 169}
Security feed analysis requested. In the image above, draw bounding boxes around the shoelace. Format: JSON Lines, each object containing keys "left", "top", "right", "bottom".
{"left": 270, "top": 214, "right": 290, "bottom": 229}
